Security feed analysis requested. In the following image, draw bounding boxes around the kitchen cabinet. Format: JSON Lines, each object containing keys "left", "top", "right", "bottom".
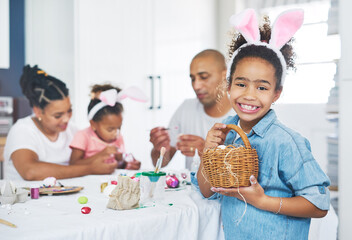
{"left": 73, "top": 0, "right": 217, "bottom": 168}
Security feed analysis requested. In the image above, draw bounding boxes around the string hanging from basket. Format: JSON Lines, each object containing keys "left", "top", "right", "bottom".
{"left": 88, "top": 86, "right": 148, "bottom": 120}
{"left": 223, "top": 148, "right": 247, "bottom": 225}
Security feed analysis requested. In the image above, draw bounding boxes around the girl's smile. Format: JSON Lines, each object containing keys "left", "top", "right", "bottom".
{"left": 237, "top": 103, "right": 260, "bottom": 113}
{"left": 229, "top": 57, "right": 282, "bottom": 132}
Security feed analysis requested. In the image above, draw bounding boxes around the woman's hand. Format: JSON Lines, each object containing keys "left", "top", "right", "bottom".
{"left": 211, "top": 176, "right": 266, "bottom": 209}
{"left": 204, "top": 123, "right": 228, "bottom": 150}
{"left": 125, "top": 158, "right": 141, "bottom": 170}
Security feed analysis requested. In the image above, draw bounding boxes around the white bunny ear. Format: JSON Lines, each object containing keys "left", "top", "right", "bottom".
{"left": 229, "top": 8, "right": 260, "bottom": 43}
{"left": 99, "top": 89, "right": 119, "bottom": 106}
{"left": 116, "top": 86, "right": 148, "bottom": 103}
{"left": 269, "top": 9, "right": 304, "bottom": 49}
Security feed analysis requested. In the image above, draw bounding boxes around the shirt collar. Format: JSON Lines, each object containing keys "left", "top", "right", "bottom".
{"left": 251, "top": 109, "right": 277, "bottom": 138}
{"left": 226, "top": 109, "right": 277, "bottom": 138}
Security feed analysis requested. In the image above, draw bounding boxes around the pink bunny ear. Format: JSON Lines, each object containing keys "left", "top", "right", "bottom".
{"left": 269, "top": 9, "right": 304, "bottom": 49}
{"left": 99, "top": 89, "right": 118, "bottom": 106}
{"left": 229, "top": 8, "right": 260, "bottom": 43}
{"left": 116, "top": 86, "right": 148, "bottom": 103}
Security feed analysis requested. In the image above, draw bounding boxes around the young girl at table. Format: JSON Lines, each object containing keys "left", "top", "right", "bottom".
{"left": 196, "top": 9, "right": 330, "bottom": 239}
{"left": 69, "top": 84, "right": 147, "bottom": 170}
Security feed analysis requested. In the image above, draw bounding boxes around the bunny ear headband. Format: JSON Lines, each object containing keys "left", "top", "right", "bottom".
{"left": 88, "top": 86, "right": 148, "bottom": 120}
{"left": 226, "top": 8, "right": 304, "bottom": 86}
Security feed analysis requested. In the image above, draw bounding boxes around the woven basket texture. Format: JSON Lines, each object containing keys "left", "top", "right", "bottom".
{"left": 202, "top": 124, "right": 258, "bottom": 188}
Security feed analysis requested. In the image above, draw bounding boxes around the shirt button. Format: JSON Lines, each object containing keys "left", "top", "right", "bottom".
{"left": 318, "top": 186, "right": 326, "bottom": 194}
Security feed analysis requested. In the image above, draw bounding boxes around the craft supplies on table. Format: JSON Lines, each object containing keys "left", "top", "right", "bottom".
{"left": 139, "top": 171, "right": 166, "bottom": 207}
{"left": 0, "top": 172, "right": 337, "bottom": 240}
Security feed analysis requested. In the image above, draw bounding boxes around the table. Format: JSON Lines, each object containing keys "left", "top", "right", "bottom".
{"left": 0, "top": 171, "right": 338, "bottom": 240}
{"left": 0, "top": 172, "right": 224, "bottom": 240}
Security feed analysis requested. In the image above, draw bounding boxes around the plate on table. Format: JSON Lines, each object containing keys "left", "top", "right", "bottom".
{"left": 38, "top": 186, "right": 84, "bottom": 195}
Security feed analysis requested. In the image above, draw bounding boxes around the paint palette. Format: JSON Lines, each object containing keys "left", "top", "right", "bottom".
{"left": 23, "top": 186, "right": 84, "bottom": 195}
{"left": 39, "top": 186, "right": 83, "bottom": 195}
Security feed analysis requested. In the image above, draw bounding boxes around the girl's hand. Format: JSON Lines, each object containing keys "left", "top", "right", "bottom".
{"left": 96, "top": 146, "right": 117, "bottom": 161}
{"left": 102, "top": 145, "right": 118, "bottom": 155}
{"left": 211, "top": 176, "right": 266, "bottom": 209}
{"left": 204, "top": 123, "right": 228, "bottom": 149}
{"left": 90, "top": 157, "right": 118, "bottom": 174}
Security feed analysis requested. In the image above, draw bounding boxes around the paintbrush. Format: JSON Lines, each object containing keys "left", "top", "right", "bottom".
{"left": 154, "top": 147, "right": 166, "bottom": 173}
{"left": 0, "top": 218, "right": 17, "bottom": 228}
{"left": 147, "top": 126, "right": 179, "bottom": 132}
{"left": 149, "top": 147, "right": 165, "bottom": 198}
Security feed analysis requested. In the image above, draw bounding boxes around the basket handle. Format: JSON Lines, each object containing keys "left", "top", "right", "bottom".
{"left": 224, "top": 124, "right": 252, "bottom": 149}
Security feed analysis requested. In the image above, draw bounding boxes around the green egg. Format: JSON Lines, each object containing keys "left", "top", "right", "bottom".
{"left": 78, "top": 196, "right": 88, "bottom": 204}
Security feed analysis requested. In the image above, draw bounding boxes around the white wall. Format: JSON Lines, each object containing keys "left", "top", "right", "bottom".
{"left": 25, "top": 0, "right": 74, "bottom": 104}
{"left": 338, "top": 0, "right": 352, "bottom": 238}
{"left": 273, "top": 104, "right": 334, "bottom": 173}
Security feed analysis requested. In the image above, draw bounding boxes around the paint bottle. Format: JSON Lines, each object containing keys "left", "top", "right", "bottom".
{"left": 30, "top": 184, "right": 40, "bottom": 199}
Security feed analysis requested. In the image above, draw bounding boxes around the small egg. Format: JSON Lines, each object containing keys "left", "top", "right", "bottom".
{"left": 81, "top": 206, "right": 91, "bottom": 214}
{"left": 78, "top": 196, "right": 88, "bottom": 204}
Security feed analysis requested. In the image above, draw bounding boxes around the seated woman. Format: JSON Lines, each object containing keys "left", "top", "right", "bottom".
{"left": 3, "top": 65, "right": 118, "bottom": 181}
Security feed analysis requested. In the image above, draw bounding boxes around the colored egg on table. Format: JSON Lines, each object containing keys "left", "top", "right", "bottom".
{"left": 166, "top": 175, "right": 179, "bottom": 188}
{"left": 78, "top": 196, "right": 88, "bottom": 204}
{"left": 81, "top": 206, "right": 91, "bottom": 214}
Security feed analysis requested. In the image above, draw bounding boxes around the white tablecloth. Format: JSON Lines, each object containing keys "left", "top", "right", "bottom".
{"left": 0, "top": 172, "right": 337, "bottom": 240}
{"left": 0, "top": 173, "right": 223, "bottom": 240}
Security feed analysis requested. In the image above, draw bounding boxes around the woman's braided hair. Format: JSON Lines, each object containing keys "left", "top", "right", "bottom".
{"left": 20, "top": 65, "right": 69, "bottom": 109}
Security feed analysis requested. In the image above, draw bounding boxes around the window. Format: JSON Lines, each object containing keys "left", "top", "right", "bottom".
{"left": 261, "top": 1, "right": 340, "bottom": 104}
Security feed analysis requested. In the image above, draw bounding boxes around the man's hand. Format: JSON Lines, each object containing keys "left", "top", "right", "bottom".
{"left": 176, "top": 134, "right": 205, "bottom": 157}
{"left": 149, "top": 127, "right": 171, "bottom": 152}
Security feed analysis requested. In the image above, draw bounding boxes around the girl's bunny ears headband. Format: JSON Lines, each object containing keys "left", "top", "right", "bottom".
{"left": 226, "top": 8, "right": 304, "bottom": 86}
{"left": 88, "top": 86, "right": 148, "bottom": 120}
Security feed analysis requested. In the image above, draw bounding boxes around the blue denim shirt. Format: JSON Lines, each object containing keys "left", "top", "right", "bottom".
{"left": 192, "top": 109, "right": 330, "bottom": 240}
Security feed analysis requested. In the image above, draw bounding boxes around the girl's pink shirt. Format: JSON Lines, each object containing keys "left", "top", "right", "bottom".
{"left": 69, "top": 127, "right": 126, "bottom": 159}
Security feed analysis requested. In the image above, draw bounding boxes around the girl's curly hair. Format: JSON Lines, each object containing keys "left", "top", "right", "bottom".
{"left": 227, "top": 16, "right": 296, "bottom": 90}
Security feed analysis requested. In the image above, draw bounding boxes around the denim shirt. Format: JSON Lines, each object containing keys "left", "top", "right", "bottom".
{"left": 192, "top": 109, "right": 330, "bottom": 240}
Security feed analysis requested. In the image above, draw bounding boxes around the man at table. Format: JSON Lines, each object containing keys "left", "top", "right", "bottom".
{"left": 149, "top": 49, "right": 233, "bottom": 170}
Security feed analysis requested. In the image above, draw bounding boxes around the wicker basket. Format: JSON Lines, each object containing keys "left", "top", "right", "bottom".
{"left": 202, "top": 124, "right": 258, "bottom": 188}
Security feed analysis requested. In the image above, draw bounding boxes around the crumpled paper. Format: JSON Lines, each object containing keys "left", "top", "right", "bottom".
{"left": 107, "top": 176, "right": 140, "bottom": 210}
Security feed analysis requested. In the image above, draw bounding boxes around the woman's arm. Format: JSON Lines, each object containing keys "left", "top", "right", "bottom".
{"left": 12, "top": 149, "right": 118, "bottom": 180}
